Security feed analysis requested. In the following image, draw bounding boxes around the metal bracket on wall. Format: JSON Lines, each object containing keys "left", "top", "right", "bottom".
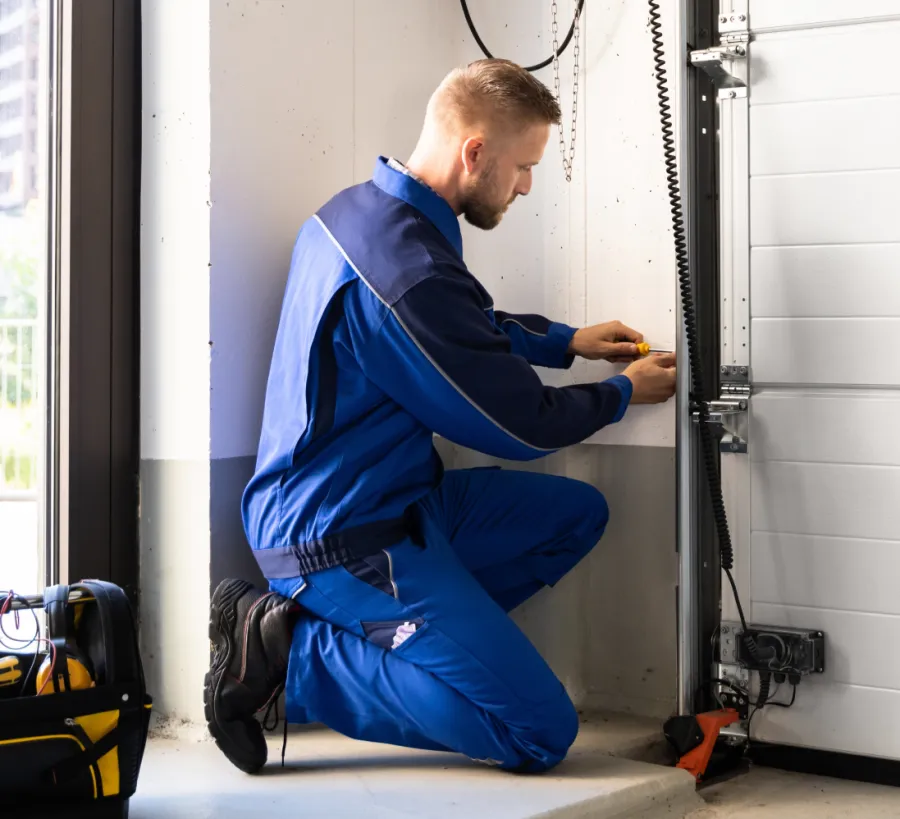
{"left": 690, "top": 46, "right": 747, "bottom": 99}
{"left": 693, "top": 366, "right": 751, "bottom": 454}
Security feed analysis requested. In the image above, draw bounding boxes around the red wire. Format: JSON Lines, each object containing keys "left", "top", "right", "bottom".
{"left": 36, "top": 640, "right": 57, "bottom": 696}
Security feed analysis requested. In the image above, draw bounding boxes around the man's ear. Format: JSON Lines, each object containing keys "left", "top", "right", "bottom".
{"left": 461, "top": 136, "right": 484, "bottom": 175}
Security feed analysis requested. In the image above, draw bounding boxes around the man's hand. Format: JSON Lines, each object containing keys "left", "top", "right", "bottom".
{"left": 622, "top": 353, "right": 677, "bottom": 404}
{"left": 568, "top": 321, "right": 644, "bottom": 362}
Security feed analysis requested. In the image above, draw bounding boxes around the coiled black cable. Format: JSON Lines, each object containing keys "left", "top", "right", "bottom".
{"left": 459, "top": 0, "right": 586, "bottom": 72}
{"left": 647, "top": 0, "right": 757, "bottom": 661}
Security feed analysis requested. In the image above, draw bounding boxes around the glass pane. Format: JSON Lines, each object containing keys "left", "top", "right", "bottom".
{"left": 0, "top": 0, "right": 51, "bottom": 638}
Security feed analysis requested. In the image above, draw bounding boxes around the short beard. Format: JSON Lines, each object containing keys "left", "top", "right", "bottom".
{"left": 460, "top": 162, "right": 513, "bottom": 231}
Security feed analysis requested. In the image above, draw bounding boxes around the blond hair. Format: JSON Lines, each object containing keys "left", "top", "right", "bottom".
{"left": 430, "top": 59, "right": 561, "bottom": 136}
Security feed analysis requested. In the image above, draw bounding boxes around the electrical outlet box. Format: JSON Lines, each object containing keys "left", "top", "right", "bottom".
{"left": 720, "top": 622, "right": 825, "bottom": 677}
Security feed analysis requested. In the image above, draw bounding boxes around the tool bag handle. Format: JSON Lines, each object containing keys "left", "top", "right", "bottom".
{"left": 42, "top": 584, "right": 72, "bottom": 693}
{"left": 74, "top": 580, "right": 145, "bottom": 690}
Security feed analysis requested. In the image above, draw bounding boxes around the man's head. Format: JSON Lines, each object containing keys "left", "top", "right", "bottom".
{"left": 407, "top": 59, "right": 561, "bottom": 230}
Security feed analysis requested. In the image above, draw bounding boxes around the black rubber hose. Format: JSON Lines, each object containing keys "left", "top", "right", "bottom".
{"left": 646, "top": 0, "right": 757, "bottom": 659}
{"left": 459, "top": 0, "right": 586, "bottom": 73}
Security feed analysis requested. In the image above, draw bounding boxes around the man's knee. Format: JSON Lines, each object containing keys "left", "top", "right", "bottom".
{"left": 509, "top": 691, "right": 580, "bottom": 773}
{"left": 565, "top": 479, "right": 609, "bottom": 548}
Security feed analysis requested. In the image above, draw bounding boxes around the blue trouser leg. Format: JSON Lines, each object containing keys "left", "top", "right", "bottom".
{"left": 273, "top": 468, "right": 610, "bottom": 772}
{"left": 418, "top": 468, "right": 609, "bottom": 611}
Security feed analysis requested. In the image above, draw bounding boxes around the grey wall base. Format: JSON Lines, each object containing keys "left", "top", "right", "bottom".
{"left": 139, "top": 444, "right": 677, "bottom": 724}
{"left": 435, "top": 439, "right": 678, "bottom": 719}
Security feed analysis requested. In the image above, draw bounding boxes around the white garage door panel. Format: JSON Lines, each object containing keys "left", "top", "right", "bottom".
{"left": 751, "top": 172, "right": 900, "bottom": 247}
{"left": 732, "top": 5, "right": 900, "bottom": 758}
{"left": 752, "top": 246, "right": 900, "bottom": 318}
{"left": 750, "top": 0, "right": 900, "bottom": 31}
{"left": 752, "top": 318, "right": 900, "bottom": 386}
{"left": 750, "top": 98, "right": 900, "bottom": 176}
{"left": 751, "top": 462, "right": 900, "bottom": 541}
{"left": 751, "top": 23, "right": 900, "bottom": 105}
{"left": 753, "top": 604, "right": 900, "bottom": 690}
{"left": 751, "top": 392, "right": 900, "bottom": 465}
{"left": 751, "top": 682, "right": 900, "bottom": 760}
{"left": 752, "top": 533, "right": 900, "bottom": 615}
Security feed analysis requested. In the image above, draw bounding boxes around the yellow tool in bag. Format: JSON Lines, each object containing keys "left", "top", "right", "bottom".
{"left": 0, "top": 581, "right": 152, "bottom": 818}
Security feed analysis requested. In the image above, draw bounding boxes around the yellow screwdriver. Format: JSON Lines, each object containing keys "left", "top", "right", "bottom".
{"left": 636, "top": 343, "right": 673, "bottom": 356}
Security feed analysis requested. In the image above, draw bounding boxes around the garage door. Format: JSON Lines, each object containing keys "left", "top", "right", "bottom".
{"left": 718, "top": 0, "right": 900, "bottom": 757}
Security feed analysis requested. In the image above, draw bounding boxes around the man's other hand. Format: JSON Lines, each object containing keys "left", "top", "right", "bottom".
{"left": 622, "top": 353, "right": 677, "bottom": 405}
{"left": 568, "top": 321, "right": 643, "bottom": 362}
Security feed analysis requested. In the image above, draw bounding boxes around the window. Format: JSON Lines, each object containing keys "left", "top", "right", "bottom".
{"left": 0, "top": 0, "right": 140, "bottom": 605}
{"left": 0, "top": 98, "right": 22, "bottom": 122}
{"left": 0, "top": 63, "right": 23, "bottom": 89}
{"left": 0, "top": 133, "right": 21, "bottom": 157}
{"left": 0, "top": 27, "right": 23, "bottom": 53}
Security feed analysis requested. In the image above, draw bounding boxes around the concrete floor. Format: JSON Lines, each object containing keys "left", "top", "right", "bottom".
{"left": 130, "top": 717, "right": 900, "bottom": 819}
{"left": 689, "top": 767, "right": 900, "bottom": 818}
{"left": 132, "top": 715, "right": 703, "bottom": 819}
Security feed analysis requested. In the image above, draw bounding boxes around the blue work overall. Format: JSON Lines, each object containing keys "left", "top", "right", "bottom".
{"left": 242, "top": 157, "right": 633, "bottom": 772}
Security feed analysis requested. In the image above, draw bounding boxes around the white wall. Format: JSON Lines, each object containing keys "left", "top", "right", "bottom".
{"left": 141, "top": 0, "right": 680, "bottom": 724}
{"left": 458, "top": 0, "right": 678, "bottom": 448}
{"left": 207, "top": 2, "right": 463, "bottom": 460}
{"left": 141, "top": 0, "right": 211, "bottom": 462}
{"left": 140, "top": 0, "right": 213, "bottom": 726}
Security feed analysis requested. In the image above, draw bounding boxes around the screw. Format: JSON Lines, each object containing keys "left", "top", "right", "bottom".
{"left": 739, "top": 698, "right": 745, "bottom": 705}
{"left": 735, "top": 46, "right": 745, "bottom": 55}
{"left": 731, "top": 443, "right": 739, "bottom": 451}
{"left": 728, "top": 90, "right": 737, "bottom": 99}
{"left": 122, "top": 694, "right": 130, "bottom": 702}
{"left": 731, "top": 15, "right": 737, "bottom": 22}
{"left": 65, "top": 718, "right": 76, "bottom": 727}
{"left": 722, "top": 626, "right": 730, "bottom": 634}
{"left": 739, "top": 14, "right": 746, "bottom": 21}
{"left": 721, "top": 366, "right": 729, "bottom": 374}
{"left": 739, "top": 401, "right": 747, "bottom": 410}
{"left": 720, "top": 15, "right": 728, "bottom": 23}
{"left": 740, "top": 367, "right": 747, "bottom": 374}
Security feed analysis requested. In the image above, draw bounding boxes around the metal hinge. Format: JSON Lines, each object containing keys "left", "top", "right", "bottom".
{"left": 691, "top": 11, "right": 751, "bottom": 99}
{"left": 693, "top": 367, "right": 751, "bottom": 454}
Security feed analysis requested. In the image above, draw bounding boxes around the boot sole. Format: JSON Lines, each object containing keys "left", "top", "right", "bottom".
{"left": 204, "top": 578, "right": 267, "bottom": 774}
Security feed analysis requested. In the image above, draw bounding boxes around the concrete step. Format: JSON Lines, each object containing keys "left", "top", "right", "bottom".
{"left": 134, "top": 714, "right": 702, "bottom": 819}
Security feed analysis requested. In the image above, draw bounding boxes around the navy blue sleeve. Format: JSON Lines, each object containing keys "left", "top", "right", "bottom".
{"left": 357, "top": 272, "right": 632, "bottom": 461}
{"left": 492, "top": 310, "right": 577, "bottom": 369}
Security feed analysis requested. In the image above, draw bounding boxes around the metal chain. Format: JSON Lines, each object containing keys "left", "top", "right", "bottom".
{"left": 551, "top": 1, "right": 581, "bottom": 182}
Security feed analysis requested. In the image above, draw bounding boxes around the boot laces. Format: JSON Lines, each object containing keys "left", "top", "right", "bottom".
{"left": 258, "top": 680, "right": 289, "bottom": 766}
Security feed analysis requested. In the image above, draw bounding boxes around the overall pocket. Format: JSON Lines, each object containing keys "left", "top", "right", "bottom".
{"left": 361, "top": 618, "right": 428, "bottom": 652}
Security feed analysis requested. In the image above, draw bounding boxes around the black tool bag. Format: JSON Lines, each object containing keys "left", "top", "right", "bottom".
{"left": 0, "top": 581, "right": 152, "bottom": 818}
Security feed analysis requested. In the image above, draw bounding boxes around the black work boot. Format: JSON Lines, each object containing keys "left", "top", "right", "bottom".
{"left": 204, "top": 578, "right": 300, "bottom": 774}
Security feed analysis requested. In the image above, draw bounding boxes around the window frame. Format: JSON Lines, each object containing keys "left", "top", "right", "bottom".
{"left": 50, "top": 0, "right": 140, "bottom": 599}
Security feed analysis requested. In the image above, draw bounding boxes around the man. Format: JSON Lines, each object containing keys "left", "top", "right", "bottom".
{"left": 205, "top": 59, "right": 676, "bottom": 775}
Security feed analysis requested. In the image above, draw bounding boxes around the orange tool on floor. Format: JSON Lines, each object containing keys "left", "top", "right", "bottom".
{"left": 675, "top": 708, "right": 741, "bottom": 781}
